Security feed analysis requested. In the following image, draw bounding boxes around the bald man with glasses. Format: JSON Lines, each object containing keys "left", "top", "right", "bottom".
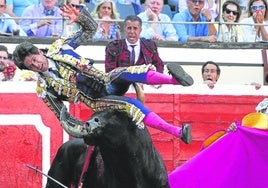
{"left": 172, "top": 0, "right": 217, "bottom": 42}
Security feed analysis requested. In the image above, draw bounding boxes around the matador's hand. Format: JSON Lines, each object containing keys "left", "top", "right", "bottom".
{"left": 60, "top": 4, "right": 80, "bottom": 24}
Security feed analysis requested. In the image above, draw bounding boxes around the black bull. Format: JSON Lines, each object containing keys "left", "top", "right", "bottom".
{"left": 46, "top": 109, "right": 170, "bottom": 188}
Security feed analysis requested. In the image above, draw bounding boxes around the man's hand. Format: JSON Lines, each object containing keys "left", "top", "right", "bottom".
{"left": 204, "top": 80, "right": 216, "bottom": 89}
{"left": 152, "top": 34, "right": 165, "bottom": 41}
{"left": 37, "top": 19, "right": 52, "bottom": 28}
{"left": 203, "top": 35, "right": 218, "bottom": 43}
{"left": 201, "top": 8, "right": 212, "bottom": 21}
{"left": 253, "top": 10, "right": 264, "bottom": 23}
{"left": 146, "top": 8, "right": 157, "bottom": 21}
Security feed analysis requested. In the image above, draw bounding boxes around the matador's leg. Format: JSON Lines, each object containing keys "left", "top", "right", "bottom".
{"left": 61, "top": 94, "right": 192, "bottom": 144}
{"left": 110, "top": 64, "right": 194, "bottom": 86}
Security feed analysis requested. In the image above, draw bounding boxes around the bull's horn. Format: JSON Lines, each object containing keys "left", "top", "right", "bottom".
{"left": 60, "top": 106, "right": 88, "bottom": 138}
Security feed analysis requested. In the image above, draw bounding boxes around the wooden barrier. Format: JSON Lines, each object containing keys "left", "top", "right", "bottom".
{"left": 1, "top": 82, "right": 268, "bottom": 187}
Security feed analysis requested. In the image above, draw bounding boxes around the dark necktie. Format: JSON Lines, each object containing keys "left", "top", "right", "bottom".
{"left": 45, "top": 9, "right": 55, "bottom": 16}
{"left": 130, "top": 45, "right": 136, "bottom": 65}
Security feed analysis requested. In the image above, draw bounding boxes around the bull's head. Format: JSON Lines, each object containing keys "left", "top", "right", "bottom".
{"left": 60, "top": 106, "right": 121, "bottom": 136}
{"left": 60, "top": 107, "right": 134, "bottom": 146}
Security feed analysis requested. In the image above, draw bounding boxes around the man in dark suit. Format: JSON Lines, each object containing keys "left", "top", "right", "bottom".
{"left": 105, "top": 15, "right": 164, "bottom": 73}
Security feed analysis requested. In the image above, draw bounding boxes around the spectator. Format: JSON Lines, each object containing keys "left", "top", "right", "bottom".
{"left": 137, "top": 0, "right": 178, "bottom": 41}
{"left": 105, "top": 15, "right": 164, "bottom": 73}
{"left": 0, "top": 45, "right": 16, "bottom": 81}
{"left": 13, "top": 5, "right": 193, "bottom": 143}
{"left": 240, "top": 0, "right": 268, "bottom": 42}
{"left": 19, "top": 0, "right": 63, "bottom": 37}
{"left": 1, "top": 59, "right": 16, "bottom": 81}
{"left": 0, "top": 45, "right": 9, "bottom": 79}
{"left": 201, "top": 60, "right": 261, "bottom": 90}
{"left": 201, "top": 61, "right": 220, "bottom": 89}
{"left": 4, "top": 0, "right": 38, "bottom": 24}
{"left": 0, "top": 0, "right": 26, "bottom": 36}
{"left": 218, "top": 0, "right": 243, "bottom": 42}
{"left": 91, "top": 0, "right": 121, "bottom": 40}
{"left": 172, "top": 0, "right": 217, "bottom": 42}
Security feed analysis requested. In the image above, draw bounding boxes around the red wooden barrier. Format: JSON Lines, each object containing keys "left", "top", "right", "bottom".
{"left": 1, "top": 82, "right": 268, "bottom": 187}
{"left": 70, "top": 93, "right": 265, "bottom": 173}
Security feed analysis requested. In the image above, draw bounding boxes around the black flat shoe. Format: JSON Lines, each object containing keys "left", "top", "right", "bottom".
{"left": 167, "top": 63, "right": 194, "bottom": 86}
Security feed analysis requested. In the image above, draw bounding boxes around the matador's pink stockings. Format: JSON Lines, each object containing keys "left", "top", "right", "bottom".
{"left": 143, "top": 111, "right": 181, "bottom": 137}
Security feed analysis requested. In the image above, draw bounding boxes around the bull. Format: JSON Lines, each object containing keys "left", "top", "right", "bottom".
{"left": 46, "top": 108, "right": 170, "bottom": 188}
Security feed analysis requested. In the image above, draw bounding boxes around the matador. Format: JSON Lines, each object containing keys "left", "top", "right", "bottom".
{"left": 13, "top": 4, "right": 193, "bottom": 144}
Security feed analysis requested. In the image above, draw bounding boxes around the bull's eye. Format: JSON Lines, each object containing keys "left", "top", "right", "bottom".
{"left": 94, "top": 118, "right": 99, "bottom": 123}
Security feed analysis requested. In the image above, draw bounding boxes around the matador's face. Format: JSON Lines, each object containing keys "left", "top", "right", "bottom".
{"left": 23, "top": 50, "right": 49, "bottom": 73}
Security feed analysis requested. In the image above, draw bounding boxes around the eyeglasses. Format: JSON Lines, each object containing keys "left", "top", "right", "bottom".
{"left": 71, "top": 4, "right": 81, "bottom": 9}
{"left": 251, "top": 4, "right": 265, "bottom": 11}
{"left": 225, "top": 8, "right": 239, "bottom": 16}
{"left": 190, "top": 0, "right": 204, "bottom": 4}
{"left": 0, "top": 56, "right": 8, "bottom": 60}
{"left": 0, "top": 4, "right": 6, "bottom": 8}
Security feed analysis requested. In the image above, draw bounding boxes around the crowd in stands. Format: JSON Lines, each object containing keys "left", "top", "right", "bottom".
{"left": 0, "top": 0, "right": 267, "bottom": 42}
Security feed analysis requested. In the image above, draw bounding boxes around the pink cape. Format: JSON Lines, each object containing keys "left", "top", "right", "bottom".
{"left": 168, "top": 124, "right": 268, "bottom": 188}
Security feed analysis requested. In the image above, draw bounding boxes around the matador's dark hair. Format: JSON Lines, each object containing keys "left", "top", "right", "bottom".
{"left": 13, "top": 41, "right": 39, "bottom": 70}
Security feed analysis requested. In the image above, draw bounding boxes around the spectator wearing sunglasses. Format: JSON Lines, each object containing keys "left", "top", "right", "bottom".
{"left": 217, "top": 0, "right": 244, "bottom": 42}
{"left": 172, "top": 0, "right": 217, "bottom": 42}
{"left": 240, "top": 0, "right": 268, "bottom": 42}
